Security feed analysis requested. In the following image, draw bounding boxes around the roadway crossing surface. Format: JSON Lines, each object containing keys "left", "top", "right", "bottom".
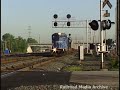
{"left": 70, "top": 71, "right": 119, "bottom": 89}
{"left": 1, "top": 71, "right": 119, "bottom": 90}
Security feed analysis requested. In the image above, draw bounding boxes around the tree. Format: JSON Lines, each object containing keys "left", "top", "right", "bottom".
{"left": 27, "top": 38, "right": 38, "bottom": 43}
{"left": 2, "top": 33, "right": 15, "bottom": 51}
{"left": 2, "top": 33, "right": 38, "bottom": 53}
{"left": 13, "top": 36, "right": 27, "bottom": 53}
{"left": 2, "top": 33, "right": 14, "bottom": 41}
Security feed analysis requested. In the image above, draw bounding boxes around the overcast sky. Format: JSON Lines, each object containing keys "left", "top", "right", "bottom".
{"left": 1, "top": 0, "right": 116, "bottom": 43}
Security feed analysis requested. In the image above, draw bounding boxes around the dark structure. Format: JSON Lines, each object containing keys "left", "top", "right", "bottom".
{"left": 116, "top": 0, "right": 120, "bottom": 60}
{"left": 68, "top": 34, "right": 72, "bottom": 49}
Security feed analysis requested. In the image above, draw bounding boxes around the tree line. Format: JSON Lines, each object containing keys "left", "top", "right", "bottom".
{"left": 1, "top": 33, "right": 38, "bottom": 53}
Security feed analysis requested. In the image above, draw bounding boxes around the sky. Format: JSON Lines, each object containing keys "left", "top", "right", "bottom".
{"left": 1, "top": 0, "right": 116, "bottom": 43}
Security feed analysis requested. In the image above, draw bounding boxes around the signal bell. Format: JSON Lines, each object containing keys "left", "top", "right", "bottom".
{"left": 89, "top": 20, "right": 99, "bottom": 30}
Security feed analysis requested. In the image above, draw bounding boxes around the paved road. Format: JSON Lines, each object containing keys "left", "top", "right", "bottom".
{"left": 70, "top": 71, "right": 119, "bottom": 89}
{"left": 1, "top": 71, "right": 119, "bottom": 90}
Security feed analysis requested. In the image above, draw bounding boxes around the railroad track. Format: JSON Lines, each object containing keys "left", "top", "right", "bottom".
{"left": 1, "top": 51, "right": 73, "bottom": 79}
{"left": 1, "top": 57, "right": 54, "bottom": 71}
{"left": 1, "top": 56, "right": 43, "bottom": 65}
{"left": 1, "top": 52, "right": 53, "bottom": 64}
{"left": 1, "top": 52, "right": 52, "bottom": 58}
{"left": 1, "top": 55, "right": 63, "bottom": 79}
{"left": 1, "top": 53, "right": 119, "bottom": 90}
{"left": 1, "top": 53, "right": 75, "bottom": 79}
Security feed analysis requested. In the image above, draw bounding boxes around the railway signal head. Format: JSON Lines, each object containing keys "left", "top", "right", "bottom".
{"left": 53, "top": 14, "right": 58, "bottom": 19}
{"left": 67, "top": 21, "right": 70, "bottom": 26}
{"left": 54, "top": 22, "right": 57, "bottom": 26}
{"left": 66, "top": 14, "right": 71, "bottom": 19}
{"left": 89, "top": 20, "right": 99, "bottom": 30}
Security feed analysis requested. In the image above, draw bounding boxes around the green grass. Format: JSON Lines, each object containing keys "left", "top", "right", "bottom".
{"left": 63, "top": 65, "right": 82, "bottom": 71}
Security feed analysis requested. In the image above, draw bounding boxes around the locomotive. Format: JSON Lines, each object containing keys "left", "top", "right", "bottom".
{"left": 51, "top": 33, "right": 68, "bottom": 55}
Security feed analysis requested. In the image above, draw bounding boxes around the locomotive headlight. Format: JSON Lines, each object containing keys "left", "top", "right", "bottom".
{"left": 53, "top": 48, "right": 56, "bottom": 52}
{"left": 58, "top": 33, "right": 61, "bottom": 35}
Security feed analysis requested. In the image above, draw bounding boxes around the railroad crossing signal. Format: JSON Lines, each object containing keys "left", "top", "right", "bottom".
{"left": 89, "top": 19, "right": 113, "bottom": 31}
{"left": 89, "top": 20, "right": 99, "bottom": 30}
{"left": 102, "top": 19, "right": 111, "bottom": 30}
{"left": 103, "top": 0, "right": 112, "bottom": 9}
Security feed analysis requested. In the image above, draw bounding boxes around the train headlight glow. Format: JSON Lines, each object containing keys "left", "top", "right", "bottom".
{"left": 53, "top": 48, "right": 56, "bottom": 52}
{"left": 58, "top": 33, "right": 61, "bottom": 35}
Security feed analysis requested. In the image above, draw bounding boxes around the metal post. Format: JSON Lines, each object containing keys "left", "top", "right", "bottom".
{"left": 105, "top": 30, "right": 106, "bottom": 45}
{"left": 78, "top": 46, "right": 80, "bottom": 60}
{"left": 39, "top": 34, "right": 40, "bottom": 44}
{"left": 116, "top": 0, "right": 120, "bottom": 61}
{"left": 86, "top": 20, "right": 88, "bottom": 53}
{"left": 100, "top": 0, "right": 104, "bottom": 69}
{"left": 93, "top": 31, "right": 95, "bottom": 43}
{"left": 115, "top": 6, "right": 117, "bottom": 54}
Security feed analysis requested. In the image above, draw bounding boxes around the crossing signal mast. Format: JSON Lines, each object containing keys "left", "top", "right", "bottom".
{"left": 89, "top": 0, "right": 115, "bottom": 69}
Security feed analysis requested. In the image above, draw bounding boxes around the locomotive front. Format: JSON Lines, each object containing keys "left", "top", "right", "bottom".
{"left": 51, "top": 33, "right": 68, "bottom": 54}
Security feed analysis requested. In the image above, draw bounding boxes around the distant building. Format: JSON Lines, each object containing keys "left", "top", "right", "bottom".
{"left": 27, "top": 46, "right": 33, "bottom": 53}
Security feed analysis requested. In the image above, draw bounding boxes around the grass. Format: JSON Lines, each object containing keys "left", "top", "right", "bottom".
{"left": 63, "top": 65, "right": 82, "bottom": 71}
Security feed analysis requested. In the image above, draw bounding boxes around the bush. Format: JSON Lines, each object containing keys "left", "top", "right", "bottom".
{"left": 110, "top": 57, "right": 119, "bottom": 69}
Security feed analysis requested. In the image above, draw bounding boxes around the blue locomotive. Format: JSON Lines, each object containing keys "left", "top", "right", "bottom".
{"left": 51, "top": 33, "right": 68, "bottom": 54}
